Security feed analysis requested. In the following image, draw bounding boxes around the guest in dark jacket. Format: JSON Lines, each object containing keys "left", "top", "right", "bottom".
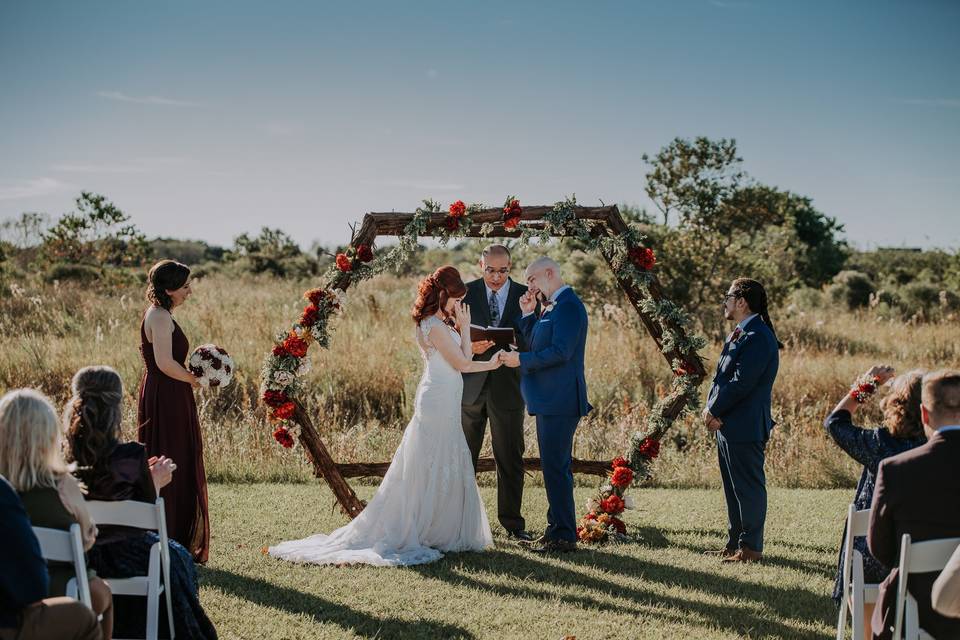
{"left": 0, "top": 474, "right": 101, "bottom": 640}
{"left": 825, "top": 366, "right": 927, "bottom": 621}
{"left": 64, "top": 366, "right": 217, "bottom": 640}
{"left": 868, "top": 369, "right": 960, "bottom": 640}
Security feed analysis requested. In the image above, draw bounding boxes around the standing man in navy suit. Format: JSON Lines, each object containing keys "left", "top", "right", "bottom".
{"left": 500, "top": 257, "right": 591, "bottom": 553}
{"left": 461, "top": 244, "right": 533, "bottom": 542}
{"left": 703, "top": 278, "right": 782, "bottom": 563}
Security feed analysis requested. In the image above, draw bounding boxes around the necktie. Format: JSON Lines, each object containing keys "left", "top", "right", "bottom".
{"left": 489, "top": 290, "right": 500, "bottom": 326}
{"left": 730, "top": 326, "right": 742, "bottom": 343}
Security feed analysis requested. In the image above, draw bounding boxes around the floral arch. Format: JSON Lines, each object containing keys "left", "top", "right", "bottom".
{"left": 260, "top": 196, "right": 707, "bottom": 542}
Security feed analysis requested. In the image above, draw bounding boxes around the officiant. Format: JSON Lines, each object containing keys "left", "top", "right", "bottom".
{"left": 461, "top": 244, "right": 533, "bottom": 542}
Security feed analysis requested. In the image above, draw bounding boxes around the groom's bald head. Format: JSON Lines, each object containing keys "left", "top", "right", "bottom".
{"left": 525, "top": 257, "right": 564, "bottom": 299}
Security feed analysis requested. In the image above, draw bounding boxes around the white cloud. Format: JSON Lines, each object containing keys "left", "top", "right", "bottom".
{"left": 0, "top": 177, "right": 70, "bottom": 200}
{"left": 96, "top": 90, "right": 203, "bottom": 108}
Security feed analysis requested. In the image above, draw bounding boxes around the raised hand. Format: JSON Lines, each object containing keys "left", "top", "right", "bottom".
{"left": 453, "top": 301, "right": 471, "bottom": 329}
{"left": 865, "top": 364, "right": 896, "bottom": 385}
{"left": 519, "top": 291, "right": 537, "bottom": 315}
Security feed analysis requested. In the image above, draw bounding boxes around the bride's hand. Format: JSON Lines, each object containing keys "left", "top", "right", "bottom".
{"left": 490, "top": 350, "right": 505, "bottom": 368}
{"left": 454, "top": 301, "right": 471, "bottom": 330}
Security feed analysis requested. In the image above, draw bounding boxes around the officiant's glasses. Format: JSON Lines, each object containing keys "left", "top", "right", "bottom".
{"left": 484, "top": 267, "right": 510, "bottom": 276}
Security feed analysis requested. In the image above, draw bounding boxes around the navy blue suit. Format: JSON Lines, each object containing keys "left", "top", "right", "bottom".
{"left": 706, "top": 315, "right": 779, "bottom": 552}
{"left": 517, "top": 287, "right": 592, "bottom": 543}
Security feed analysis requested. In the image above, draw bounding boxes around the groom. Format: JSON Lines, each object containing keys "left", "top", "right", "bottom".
{"left": 501, "top": 257, "right": 591, "bottom": 553}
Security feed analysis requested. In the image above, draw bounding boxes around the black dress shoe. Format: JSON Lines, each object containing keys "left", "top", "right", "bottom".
{"left": 507, "top": 529, "right": 535, "bottom": 543}
{"left": 529, "top": 539, "right": 577, "bottom": 554}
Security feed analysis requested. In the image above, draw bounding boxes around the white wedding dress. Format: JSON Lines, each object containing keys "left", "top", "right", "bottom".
{"left": 269, "top": 315, "right": 493, "bottom": 566}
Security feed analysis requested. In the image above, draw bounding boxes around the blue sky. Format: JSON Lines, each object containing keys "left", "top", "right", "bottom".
{"left": 1, "top": 1, "right": 958, "bottom": 249}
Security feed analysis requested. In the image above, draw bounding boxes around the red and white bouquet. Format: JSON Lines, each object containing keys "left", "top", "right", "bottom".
{"left": 189, "top": 344, "right": 235, "bottom": 388}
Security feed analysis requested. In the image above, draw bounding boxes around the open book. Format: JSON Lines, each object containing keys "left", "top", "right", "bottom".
{"left": 469, "top": 324, "right": 517, "bottom": 349}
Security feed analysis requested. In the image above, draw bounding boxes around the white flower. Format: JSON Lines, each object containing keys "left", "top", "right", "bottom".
{"left": 273, "top": 370, "right": 295, "bottom": 387}
{"left": 310, "top": 323, "right": 326, "bottom": 341}
{"left": 296, "top": 357, "right": 312, "bottom": 376}
{"left": 331, "top": 288, "right": 347, "bottom": 313}
{"left": 601, "top": 484, "right": 613, "bottom": 495}
{"left": 586, "top": 498, "right": 600, "bottom": 512}
{"left": 624, "top": 495, "right": 636, "bottom": 510}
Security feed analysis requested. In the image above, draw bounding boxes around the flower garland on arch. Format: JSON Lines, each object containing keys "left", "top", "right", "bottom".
{"left": 258, "top": 195, "right": 706, "bottom": 544}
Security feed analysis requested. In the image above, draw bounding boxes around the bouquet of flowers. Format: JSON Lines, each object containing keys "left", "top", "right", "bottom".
{"left": 189, "top": 344, "right": 235, "bottom": 388}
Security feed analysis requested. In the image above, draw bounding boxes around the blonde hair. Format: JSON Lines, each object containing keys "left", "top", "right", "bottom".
{"left": 880, "top": 370, "right": 926, "bottom": 439}
{"left": 0, "top": 389, "right": 68, "bottom": 491}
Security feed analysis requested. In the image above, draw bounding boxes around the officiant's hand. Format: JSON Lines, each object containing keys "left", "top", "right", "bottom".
{"left": 702, "top": 409, "right": 722, "bottom": 432}
{"left": 519, "top": 291, "right": 537, "bottom": 315}
{"left": 499, "top": 350, "right": 521, "bottom": 368}
{"left": 472, "top": 340, "right": 495, "bottom": 354}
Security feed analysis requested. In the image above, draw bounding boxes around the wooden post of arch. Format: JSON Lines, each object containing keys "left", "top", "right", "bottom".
{"left": 294, "top": 204, "right": 706, "bottom": 518}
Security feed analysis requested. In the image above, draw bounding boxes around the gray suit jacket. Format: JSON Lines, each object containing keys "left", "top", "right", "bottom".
{"left": 461, "top": 278, "right": 528, "bottom": 409}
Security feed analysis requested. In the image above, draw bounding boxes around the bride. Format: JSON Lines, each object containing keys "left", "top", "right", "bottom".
{"left": 270, "top": 266, "right": 504, "bottom": 566}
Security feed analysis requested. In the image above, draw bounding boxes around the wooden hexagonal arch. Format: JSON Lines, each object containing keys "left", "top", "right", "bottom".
{"left": 279, "top": 203, "right": 706, "bottom": 519}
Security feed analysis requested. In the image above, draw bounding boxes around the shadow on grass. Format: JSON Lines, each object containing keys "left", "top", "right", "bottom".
{"left": 633, "top": 525, "right": 836, "bottom": 576}
{"left": 200, "top": 567, "right": 475, "bottom": 639}
{"left": 412, "top": 547, "right": 833, "bottom": 640}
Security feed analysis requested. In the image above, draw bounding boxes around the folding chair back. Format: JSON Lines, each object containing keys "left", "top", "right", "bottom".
{"left": 33, "top": 524, "right": 92, "bottom": 608}
{"left": 893, "top": 534, "right": 960, "bottom": 640}
{"left": 837, "top": 505, "right": 876, "bottom": 640}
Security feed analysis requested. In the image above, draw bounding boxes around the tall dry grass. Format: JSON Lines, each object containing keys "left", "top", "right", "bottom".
{"left": 2, "top": 272, "right": 957, "bottom": 488}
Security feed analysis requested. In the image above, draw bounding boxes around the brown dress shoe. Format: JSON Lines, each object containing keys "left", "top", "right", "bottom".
{"left": 721, "top": 546, "right": 763, "bottom": 563}
{"left": 704, "top": 547, "right": 738, "bottom": 558}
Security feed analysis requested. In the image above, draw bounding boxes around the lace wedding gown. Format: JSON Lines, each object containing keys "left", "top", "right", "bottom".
{"left": 269, "top": 315, "right": 493, "bottom": 566}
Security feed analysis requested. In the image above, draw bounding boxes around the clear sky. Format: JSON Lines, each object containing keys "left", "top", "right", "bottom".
{"left": 1, "top": 1, "right": 957, "bottom": 250}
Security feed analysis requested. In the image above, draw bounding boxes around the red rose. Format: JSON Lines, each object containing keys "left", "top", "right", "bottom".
{"left": 638, "top": 436, "right": 661, "bottom": 459}
{"left": 336, "top": 253, "right": 352, "bottom": 272}
{"left": 611, "top": 456, "right": 629, "bottom": 469}
{"left": 356, "top": 244, "right": 374, "bottom": 263}
{"left": 300, "top": 304, "right": 321, "bottom": 327}
{"left": 225, "top": 364, "right": 231, "bottom": 375}
{"left": 272, "top": 344, "right": 289, "bottom": 357}
{"left": 199, "top": 349, "right": 213, "bottom": 361}
{"left": 209, "top": 378, "right": 221, "bottom": 388}
{"left": 304, "top": 288, "right": 326, "bottom": 306}
{"left": 608, "top": 516, "right": 627, "bottom": 534}
{"left": 449, "top": 200, "right": 466, "bottom": 217}
{"left": 272, "top": 401, "right": 296, "bottom": 421}
{"left": 282, "top": 334, "right": 308, "bottom": 358}
{"left": 611, "top": 466, "right": 634, "bottom": 488}
{"left": 273, "top": 426, "right": 295, "bottom": 448}
{"left": 262, "top": 390, "right": 289, "bottom": 408}
{"left": 189, "top": 365, "right": 203, "bottom": 377}
{"left": 858, "top": 382, "right": 874, "bottom": 393}
{"left": 600, "top": 495, "right": 625, "bottom": 515}
{"left": 503, "top": 199, "right": 522, "bottom": 229}
{"left": 444, "top": 216, "right": 460, "bottom": 231}
{"left": 629, "top": 246, "right": 656, "bottom": 271}
{"left": 584, "top": 512, "right": 597, "bottom": 520}
{"left": 210, "top": 357, "right": 222, "bottom": 370}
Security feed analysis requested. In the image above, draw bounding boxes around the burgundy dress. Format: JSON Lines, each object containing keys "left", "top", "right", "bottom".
{"left": 137, "top": 313, "right": 210, "bottom": 563}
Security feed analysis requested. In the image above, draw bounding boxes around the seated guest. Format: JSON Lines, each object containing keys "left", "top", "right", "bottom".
{"left": 0, "top": 389, "right": 113, "bottom": 640}
{"left": 825, "top": 365, "right": 927, "bottom": 630}
{"left": 64, "top": 366, "right": 217, "bottom": 640}
{"left": 868, "top": 369, "right": 960, "bottom": 639}
{"left": 0, "top": 473, "right": 101, "bottom": 640}
{"left": 932, "top": 545, "right": 960, "bottom": 619}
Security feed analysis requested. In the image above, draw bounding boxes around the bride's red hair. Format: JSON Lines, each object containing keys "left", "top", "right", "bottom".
{"left": 412, "top": 266, "right": 467, "bottom": 325}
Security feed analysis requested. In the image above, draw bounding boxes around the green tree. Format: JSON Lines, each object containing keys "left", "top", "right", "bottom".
{"left": 230, "top": 227, "right": 315, "bottom": 277}
{"left": 41, "top": 192, "right": 147, "bottom": 267}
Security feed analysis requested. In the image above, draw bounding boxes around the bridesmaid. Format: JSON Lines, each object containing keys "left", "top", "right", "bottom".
{"left": 138, "top": 260, "right": 210, "bottom": 563}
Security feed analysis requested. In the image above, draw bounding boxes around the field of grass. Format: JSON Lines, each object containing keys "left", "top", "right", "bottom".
{"left": 201, "top": 483, "right": 848, "bottom": 639}
{"left": 1, "top": 269, "right": 958, "bottom": 488}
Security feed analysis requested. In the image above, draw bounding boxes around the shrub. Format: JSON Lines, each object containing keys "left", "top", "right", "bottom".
{"left": 828, "top": 270, "right": 875, "bottom": 310}
{"left": 44, "top": 262, "right": 101, "bottom": 283}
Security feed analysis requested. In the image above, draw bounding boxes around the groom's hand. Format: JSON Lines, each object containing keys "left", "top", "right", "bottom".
{"left": 519, "top": 291, "right": 537, "bottom": 315}
{"left": 500, "top": 351, "right": 521, "bottom": 368}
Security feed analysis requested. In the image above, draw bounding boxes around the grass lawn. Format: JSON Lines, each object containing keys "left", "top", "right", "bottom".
{"left": 200, "top": 483, "right": 848, "bottom": 639}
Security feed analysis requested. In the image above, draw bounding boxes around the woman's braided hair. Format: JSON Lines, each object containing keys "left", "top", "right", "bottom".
{"left": 730, "top": 277, "right": 784, "bottom": 349}
{"left": 63, "top": 365, "right": 124, "bottom": 480}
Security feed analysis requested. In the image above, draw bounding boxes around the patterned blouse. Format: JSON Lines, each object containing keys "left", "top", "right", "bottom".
{"left": 825, "top": 409, "right": 926, "bottom": 603}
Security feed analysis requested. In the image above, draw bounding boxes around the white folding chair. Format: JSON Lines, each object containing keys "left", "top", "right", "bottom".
{"left": 85, "top": 498, "right": 175, "bottom": 640}
{"left": 892, "top": 534, "right": 960, "bottom": 640}
{"left": 837, "top": 505, "right": 880, "bottom": 640}
{"left": 33, "top": 523, "right": 93, "bottom": 609}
